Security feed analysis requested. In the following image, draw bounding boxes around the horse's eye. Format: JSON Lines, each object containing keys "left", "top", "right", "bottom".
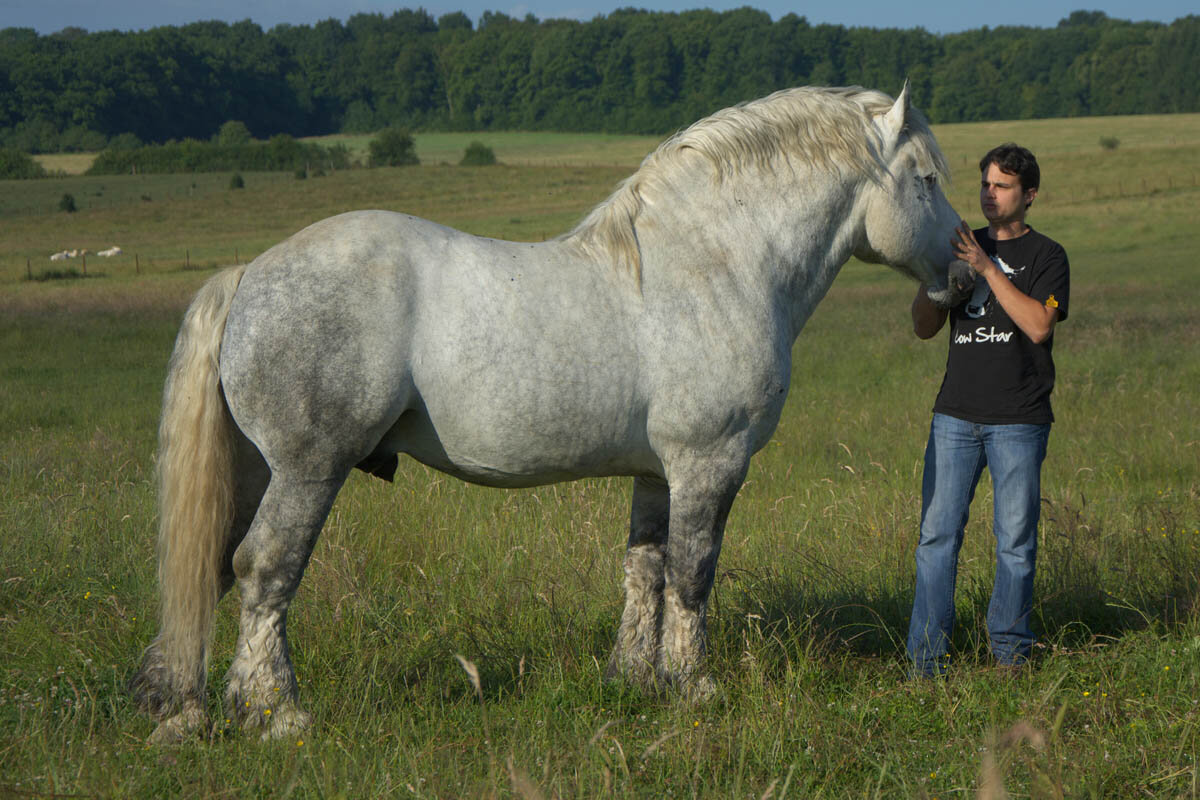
{"left": 922, "top": 174, "right": 937, "bottom": 189}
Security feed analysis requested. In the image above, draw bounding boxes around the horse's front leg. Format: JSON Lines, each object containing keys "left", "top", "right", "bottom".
{"left": 225, "top": 473, "right": 344, "bottom": 739}
{"left": 658, "top": 454, "right": 747, "bottom": 697}
{"left": 607, "top": 476, "right": 670, "bottom": 688}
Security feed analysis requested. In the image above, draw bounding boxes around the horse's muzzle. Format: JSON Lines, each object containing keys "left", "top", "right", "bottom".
{"left": 926, "top": 260, "right": 976, "bottom": 309}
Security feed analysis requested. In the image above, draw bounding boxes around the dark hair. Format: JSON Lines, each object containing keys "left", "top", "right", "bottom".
{"left": 980, "top": 143, "right": 1040, "bottom": 193}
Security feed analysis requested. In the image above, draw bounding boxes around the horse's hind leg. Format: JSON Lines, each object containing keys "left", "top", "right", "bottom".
{"left": 607, "top": 477, "right": 670, "bottom": 688}
{"left": 225, "top": 472, "right": 345, "bottom": 739}
{"left": 138, "top": 434, "right": 272, "bottom": 744}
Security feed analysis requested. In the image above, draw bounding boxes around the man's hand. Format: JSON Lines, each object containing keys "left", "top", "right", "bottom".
{"left": 952, "top": 221, "right": 996, "bottom": 278}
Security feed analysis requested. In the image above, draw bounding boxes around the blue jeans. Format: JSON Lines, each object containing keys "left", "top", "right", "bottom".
{"left": 907, "top": 413, "right": 1050, "bottom": 675}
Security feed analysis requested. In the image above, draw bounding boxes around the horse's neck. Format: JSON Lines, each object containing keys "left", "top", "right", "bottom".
{"left": 641, "top": 168, "right": 864, "bottom": 341}
{"left": 776, "top": 189, "right": 865, "bottom": 340}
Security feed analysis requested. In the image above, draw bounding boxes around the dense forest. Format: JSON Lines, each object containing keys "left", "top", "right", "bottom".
{"left": 1, "top": 8, "right": 1197, "bottom": 152}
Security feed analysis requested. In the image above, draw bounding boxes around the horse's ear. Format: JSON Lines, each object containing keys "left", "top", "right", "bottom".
{"left": 880, "top": 80, "right": 910, "bottom": 150}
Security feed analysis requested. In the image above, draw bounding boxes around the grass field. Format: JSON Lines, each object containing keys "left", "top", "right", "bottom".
{"left": 2, "top": 111, "right": 1198, "bottom": 798}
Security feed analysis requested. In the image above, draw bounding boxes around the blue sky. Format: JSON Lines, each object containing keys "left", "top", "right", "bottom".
{"left": 1, "top": 0, "right": 1193, "bottom": 35}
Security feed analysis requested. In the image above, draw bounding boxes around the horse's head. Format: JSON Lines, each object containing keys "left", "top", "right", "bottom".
{"left": 852, "top": 85, "right": 972, "bottom": 308}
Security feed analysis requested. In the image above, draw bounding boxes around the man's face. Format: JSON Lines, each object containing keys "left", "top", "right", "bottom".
{"left": 980, "top": 162, "right": 1036, "bottom": 226}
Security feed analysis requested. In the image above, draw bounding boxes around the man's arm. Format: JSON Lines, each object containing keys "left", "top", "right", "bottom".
{"left": 952, "top": 222, "right": 1059, "bottom": 344}
{"left": 912, "top": 285, "right": 949, "bottom": 339}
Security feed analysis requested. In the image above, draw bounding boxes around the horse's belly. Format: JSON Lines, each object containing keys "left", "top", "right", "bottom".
{"left": 384, "top": 399, "right": 656, "bottom": 488}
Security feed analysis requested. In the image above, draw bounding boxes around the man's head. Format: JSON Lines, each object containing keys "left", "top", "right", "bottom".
{"left": 979, "top": 143, "right": 1039, "bottom": 227}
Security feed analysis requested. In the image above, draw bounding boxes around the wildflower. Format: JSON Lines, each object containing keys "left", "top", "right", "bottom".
{"left": 264, "top": 709, "right": 271, "bottom": 716}
{"left": 84, "top": 591, "right": 91, "bottom": 599}
{"left": 1083, "top": 691, "right": 1090, "bottom": 697}
{"left": 297, "top": 740, "right": 304, "bottom": 747}
{"left": 693, "top": 720, "right": 700, "bottom": 728}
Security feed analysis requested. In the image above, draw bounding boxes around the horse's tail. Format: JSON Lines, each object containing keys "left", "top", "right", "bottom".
{"left": 131, "top": 265, "right": 247, "bottom": 719}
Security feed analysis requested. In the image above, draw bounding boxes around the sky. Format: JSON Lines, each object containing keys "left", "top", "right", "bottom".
{"left": 1, "top": 0, "right": 1194, "bottom": 36}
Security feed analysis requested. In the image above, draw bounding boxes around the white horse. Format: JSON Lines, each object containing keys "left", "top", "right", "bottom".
{"left": 131, "top": 85, "right": 967, "bottom": 742}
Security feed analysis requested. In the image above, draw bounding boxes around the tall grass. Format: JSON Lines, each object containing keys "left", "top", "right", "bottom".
{"left": 1, "top": 114, "right": 1197, "bottom": 797}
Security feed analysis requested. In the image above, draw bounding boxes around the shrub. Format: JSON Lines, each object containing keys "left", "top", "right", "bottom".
{"left": 368, "top": 128, "right": 419, "bottom": 167}
{"left": 58, "top": 193, "right": 77, "bottom": 212}
{"left": 108, "top": 132, "right": 143, "bottom": 151}
{"left": 460, "top": 141, "right": 497, "bottom": 166}
{"left": 216, "top": 120, "right": 252, "bottom": 147}
{"left": 0, "top": 147, "right": 46, "bottom": 179}
{"left": 58, "top": 125, "right": 107, "bottom": 152}
{"left": 4, "top": 117, "right": 58, "bottom": 154}
{"left": 1100, "top": 136, "right": 1120, "bottom": 150}
{"left": 229, "top": 173, "right": 245, "bottom": 189}
{"left": 295, "top": 167, "right": 308, "bottom": 180}
{"left": 86, "top": 139, "right": 350, "bottom": 175}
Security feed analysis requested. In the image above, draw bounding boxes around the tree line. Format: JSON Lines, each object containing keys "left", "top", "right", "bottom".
{"left": 1, "top": 8, "right": 1197, "bottom": 152}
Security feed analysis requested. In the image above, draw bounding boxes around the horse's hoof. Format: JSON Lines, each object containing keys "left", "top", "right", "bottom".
{"left": 147, "top": 706, "right": 206, "bottom": 745}
{"left": 605, "top": 653, "right": 658, "bottom": 690}
{"left": 259, "top": 706, "right": 312, "bottom": 740}
{"left": 685, "top": 674, "right": 720, "bottom": 702}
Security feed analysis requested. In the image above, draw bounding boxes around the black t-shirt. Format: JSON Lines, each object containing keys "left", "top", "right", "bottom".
{"left": 933, "top": 226, "right": 1070, "bottom": 425}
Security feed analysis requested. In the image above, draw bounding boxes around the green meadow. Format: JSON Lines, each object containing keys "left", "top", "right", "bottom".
{"left": 2, "top": 113, "right": 1198, "bottom": 797}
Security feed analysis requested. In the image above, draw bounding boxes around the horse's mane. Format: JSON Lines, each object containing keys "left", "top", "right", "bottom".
{"left": 563, "top": 85, "right": 948, "bottom": 283}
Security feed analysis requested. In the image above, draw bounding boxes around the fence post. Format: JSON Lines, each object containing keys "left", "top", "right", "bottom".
{"left": 135, "top": 253, "right": 140, "bottom": 275}
{"left": 186, "top": 249, "right": 190, "bottom": 269}
{"left": 27, "top": 257, "right": 31, "bottom": 280}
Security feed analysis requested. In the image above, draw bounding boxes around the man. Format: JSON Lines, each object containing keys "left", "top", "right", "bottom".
{"left": 906, "top": 143, "right": 1070, "bottom": 677}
